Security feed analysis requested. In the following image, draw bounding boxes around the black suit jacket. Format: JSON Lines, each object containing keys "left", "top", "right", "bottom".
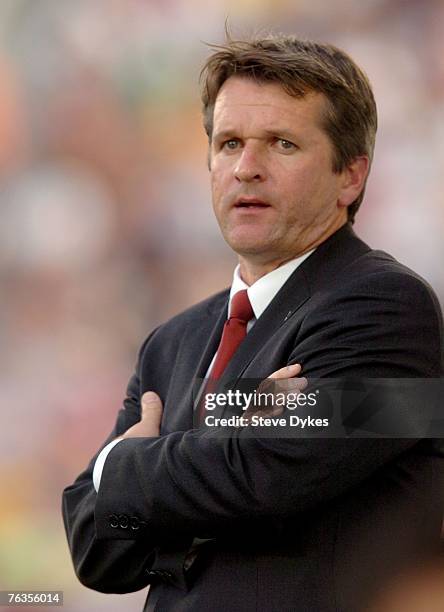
{"left": 62, "top": 224, "right": 444, "bottom": 611}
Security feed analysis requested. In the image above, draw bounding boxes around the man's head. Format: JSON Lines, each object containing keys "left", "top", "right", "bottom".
{"left": 200, "top": 34, "right": 377, "bottom": 280}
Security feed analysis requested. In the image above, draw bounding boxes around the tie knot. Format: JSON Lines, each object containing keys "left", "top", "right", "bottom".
{"left": 230, "top": 290, "right": 253, "bottom": 322}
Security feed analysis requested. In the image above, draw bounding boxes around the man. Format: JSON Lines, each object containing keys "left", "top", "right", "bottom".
{"left": 62, "top": 35, "right": 444, "bottom": 612}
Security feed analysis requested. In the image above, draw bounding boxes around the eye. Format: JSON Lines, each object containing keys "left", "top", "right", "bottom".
{"left": 222, "top": 139, "right": 240, "bottom": 150}
{"left": 276, "top": 138, "right": 296, "bottom": 150}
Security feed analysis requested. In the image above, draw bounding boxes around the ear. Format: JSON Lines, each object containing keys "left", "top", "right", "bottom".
{"left": 337, "top": 156, "right": 370, "bottom": 208}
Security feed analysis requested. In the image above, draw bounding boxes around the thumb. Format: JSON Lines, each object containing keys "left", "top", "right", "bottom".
{"left": 269, "top": 363, "right": 302, "bottom": 380}
{"left": 141, "top": 391, "right": 163, "bottom": 417}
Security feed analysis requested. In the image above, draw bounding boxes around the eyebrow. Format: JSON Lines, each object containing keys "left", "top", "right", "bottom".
{"left": 212, "top": 128, "right": 299, "bottom": 142}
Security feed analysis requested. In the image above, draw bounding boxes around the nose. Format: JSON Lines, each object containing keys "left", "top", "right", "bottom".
{"left": 234, "top": 145, "right": 265, "bottom": 183}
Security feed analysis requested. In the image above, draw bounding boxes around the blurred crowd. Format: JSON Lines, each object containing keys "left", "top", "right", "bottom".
{"left": 0, "top": 1, "right": 443, "bottom": 610}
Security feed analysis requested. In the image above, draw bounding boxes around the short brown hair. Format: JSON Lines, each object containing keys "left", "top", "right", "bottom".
{"left": 200, "top": 34, "right": 377, "bottom": 223}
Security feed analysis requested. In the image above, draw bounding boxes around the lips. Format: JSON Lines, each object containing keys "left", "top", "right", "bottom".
{"left": 234, "top": 197, "right": 271, "bottom": 209}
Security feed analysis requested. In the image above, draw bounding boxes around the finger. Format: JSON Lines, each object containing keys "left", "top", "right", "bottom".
{"left": 295, "top": 376, "right": 308, "bottom": 391}
{"left": 268, "top": 363, "right": 301, "bottom": 380}
{"left": 141, "top": 391, "right": 163, "bottom": 418}
{"left": 270, "top": 376, "right": 308, "bottom": 395}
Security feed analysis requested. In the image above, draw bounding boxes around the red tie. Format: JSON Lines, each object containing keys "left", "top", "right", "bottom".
{"left": 210, "top": 290, "right": 254, "bottom": 380}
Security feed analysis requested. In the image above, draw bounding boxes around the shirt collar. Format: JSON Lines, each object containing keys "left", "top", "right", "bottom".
{"left": 229, "top": 249, "right": 315, "bottom": 320}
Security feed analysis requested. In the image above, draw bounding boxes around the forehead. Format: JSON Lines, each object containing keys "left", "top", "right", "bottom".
{"left": 213, "top": 76, "right": 328, "bottom": 134}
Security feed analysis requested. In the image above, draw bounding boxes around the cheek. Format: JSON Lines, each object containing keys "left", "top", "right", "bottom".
{"left": 210, "top": 173, "right": 225, "bottom": 222}
{"left": 210, "top": 173, "right": 220, "bottom": 203}
{"left": 210, "top": 166, "right": 229, "bottom": 202}
{"left": 289, "top": 164, "right": 332, "bottom": 200}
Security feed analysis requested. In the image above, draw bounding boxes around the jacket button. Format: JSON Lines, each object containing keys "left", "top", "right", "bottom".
{"left": 160, "top": 570, "right": 173, "bottom": 581}
{"left": 108, "top": 514, "right": 119, "bottom": 528}
{"left": 146, "top": 569, "right": 173, "bottom": 583}
{"left": 118, "top": 514, "right": 129, "bottom": 529}
{"left": 130, "top": 516, "right": 140, "bottom": 530}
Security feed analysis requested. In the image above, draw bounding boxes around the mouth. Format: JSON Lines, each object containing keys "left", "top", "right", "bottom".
{"left": 233, "top": 198, "right": 271, "bottom": 210}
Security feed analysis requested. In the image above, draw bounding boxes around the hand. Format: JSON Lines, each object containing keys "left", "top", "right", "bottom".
{"left": 119, "top": 392, "right": 163, "bottom": 439}
{"left": 244, "top": 363, "right": 307, "bottom": 422}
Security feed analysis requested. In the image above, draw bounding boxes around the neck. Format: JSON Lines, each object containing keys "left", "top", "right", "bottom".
{"left": 238, "top": 219, "right": 347, "bottom": 286}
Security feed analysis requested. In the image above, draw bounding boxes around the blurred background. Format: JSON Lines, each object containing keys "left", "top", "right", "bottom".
{"left": 0, "top": 0, "right": 443, "bottom": 610}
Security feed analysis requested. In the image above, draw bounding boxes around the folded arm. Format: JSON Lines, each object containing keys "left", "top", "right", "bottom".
{"left": 95, "top": 272, "right": 442, "bottom": 536}
{"left": 63, "top": 271, "right": 443, "bottom": 589}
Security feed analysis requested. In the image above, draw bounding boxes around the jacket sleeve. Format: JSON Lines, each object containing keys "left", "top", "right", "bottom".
{"left": 62, "top": 331, "right": 168, "bottom": 593}
{"left": 93, "top": 271, "right": 443, "bottom": 540}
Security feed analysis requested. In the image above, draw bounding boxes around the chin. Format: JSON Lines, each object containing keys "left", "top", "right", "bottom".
{"left": 228, "top": 240, "right": 269, "bottom": 256}
{"left": 225, "top": 230, "right": 274, "bottom": 255}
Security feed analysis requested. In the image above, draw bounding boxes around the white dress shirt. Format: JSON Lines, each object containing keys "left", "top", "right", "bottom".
{"left": 93, "top": 249, "right": 314, "bottom": 492}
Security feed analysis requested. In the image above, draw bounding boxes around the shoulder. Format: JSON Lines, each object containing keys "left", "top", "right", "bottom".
{"left": 137, "top": 288, "right": 229, "bottom": 356}
{"left": 301, "top": 224, "right": 441, "bottom": 316}
{"left": 334, "top": 249, "right": 441, "bottom": 314}
{"left": 296, "top": 247, "right": 443, "bottom": 377}
{"left": 308, "top": 246, "right": 442, "bottom": 329}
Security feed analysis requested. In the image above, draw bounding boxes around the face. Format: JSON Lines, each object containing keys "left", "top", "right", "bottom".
{"left": 210, "top": 77, "right": 349, "bottom": 269}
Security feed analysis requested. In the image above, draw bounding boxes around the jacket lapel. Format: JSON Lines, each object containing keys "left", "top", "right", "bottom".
{"left": 166, "top": 291, "right": 228, "bottom": 430}
{"left": 193, "top": 293, "right": 229, "bottom": 381}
